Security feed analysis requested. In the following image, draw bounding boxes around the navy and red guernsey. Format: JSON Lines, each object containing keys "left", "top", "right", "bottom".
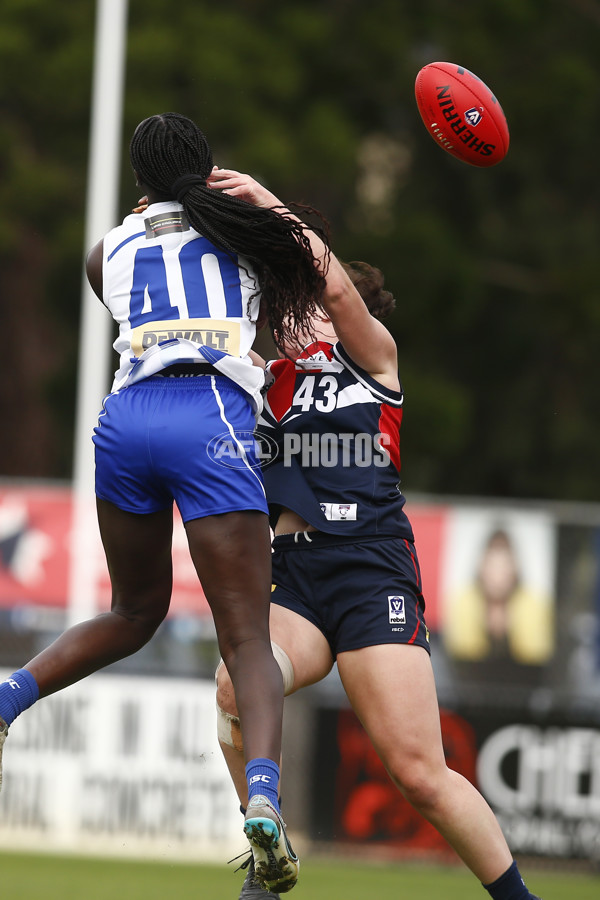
{"left": 257, "top": 341, "right": 414, "bottom": 539}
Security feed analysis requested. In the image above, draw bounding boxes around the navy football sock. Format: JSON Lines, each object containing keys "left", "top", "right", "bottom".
{"left": 0, "top": 669, "right": 40, "bottom": 726}
{"left": 245, "top": 758, "right": 280, "bottom": 810}
{"left": 483, "top": 861, "right": 533, "bottom": 900}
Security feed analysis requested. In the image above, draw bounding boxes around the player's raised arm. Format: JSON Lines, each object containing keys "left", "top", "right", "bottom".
{"left": 208, "top": 168, "right": 398, "bottom": 383}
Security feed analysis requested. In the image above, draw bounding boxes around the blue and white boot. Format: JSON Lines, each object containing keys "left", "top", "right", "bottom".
{"left": 243, "top": 795, "right": 299, "bottom": 893}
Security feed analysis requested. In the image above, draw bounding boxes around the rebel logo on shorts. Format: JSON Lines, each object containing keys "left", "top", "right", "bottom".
{"left": 388, "top": 595, "right": 406, "bottom": 624}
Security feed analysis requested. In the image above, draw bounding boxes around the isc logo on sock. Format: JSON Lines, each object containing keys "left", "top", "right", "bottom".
{"left": 249, "top": 774, "right": 271, "bottom": 785}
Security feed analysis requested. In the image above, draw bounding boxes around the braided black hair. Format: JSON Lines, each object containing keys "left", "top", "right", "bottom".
{"left": 129, "top": 113, "right": 328, "bottom": 349}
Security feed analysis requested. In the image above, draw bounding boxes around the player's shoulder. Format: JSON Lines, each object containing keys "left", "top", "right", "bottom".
{"left": 101, "top": 213, "right": 146, "bottom": 261}
{"left": 334, "top": 343, "right": 403, "bottom": 403}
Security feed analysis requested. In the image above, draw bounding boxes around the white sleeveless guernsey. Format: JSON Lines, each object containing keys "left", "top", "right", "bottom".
{"left": 101, "top": 201, "right": 264, "bottom": 411}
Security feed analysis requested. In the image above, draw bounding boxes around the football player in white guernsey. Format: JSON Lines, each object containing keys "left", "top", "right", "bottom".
{"left": 0, "top": 115, "right": 331, "bottom": 894}
{"left": 212, "top": 171, "right": 541, "bottom": 900}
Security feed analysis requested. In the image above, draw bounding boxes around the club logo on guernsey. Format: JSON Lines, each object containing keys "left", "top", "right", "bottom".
{"left": 388, "top": 596, "right": 406, "bottom": 625}
{"left": 319, "top": 502, "right": 357, "bottom": 521}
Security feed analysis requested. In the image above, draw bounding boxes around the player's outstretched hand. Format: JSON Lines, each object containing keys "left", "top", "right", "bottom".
{"left": 132, "top": 196, "right": 149, "bottom": 214}
{"left": 207, "top": 167, "right": 284, "bottom": 210}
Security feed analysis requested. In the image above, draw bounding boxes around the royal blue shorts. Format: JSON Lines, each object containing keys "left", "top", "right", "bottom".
{"left": 93, "top": 375, "right": 268, "bottom": 522}
{"left": 270, "top": 532, "right": 430, "bottom": 656}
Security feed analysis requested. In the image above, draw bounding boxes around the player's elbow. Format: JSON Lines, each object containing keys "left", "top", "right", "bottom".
{"left": 323, "top": 276, "right": 356, "bottom": 313}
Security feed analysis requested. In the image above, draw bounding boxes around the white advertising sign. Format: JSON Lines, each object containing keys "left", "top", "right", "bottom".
{"left": 0, "top": 673, "right": 242, "bottom": 861}
{"left": 477, "top": 723, "right": 600, "bottom": 859}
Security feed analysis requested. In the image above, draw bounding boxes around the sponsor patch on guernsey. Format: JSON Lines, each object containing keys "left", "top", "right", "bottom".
{"left": 145, "top": 211, "right": 190, "bottom": 238}
{"left": 319, "top": 502, "right": 357, "bottom": 521}
{"left": 130, "top": 318, "right": 241, "bottom": 357}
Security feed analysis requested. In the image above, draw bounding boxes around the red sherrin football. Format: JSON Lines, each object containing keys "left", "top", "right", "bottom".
{"left": 415, "top": 62, "right": 509, "bottom": 167}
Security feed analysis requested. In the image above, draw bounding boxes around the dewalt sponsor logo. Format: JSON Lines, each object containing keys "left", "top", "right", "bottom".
{"left": 130, "top": 319, "right": 240, "bottom": 357}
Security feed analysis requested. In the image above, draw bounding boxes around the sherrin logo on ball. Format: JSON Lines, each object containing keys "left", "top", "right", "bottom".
{"left": 415, "top": 62, "right": 510, "bottom": 167}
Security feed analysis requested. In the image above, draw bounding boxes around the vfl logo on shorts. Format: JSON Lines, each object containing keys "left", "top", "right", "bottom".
{"left": 388, "top": 595, "right": 406, "bottom": 625}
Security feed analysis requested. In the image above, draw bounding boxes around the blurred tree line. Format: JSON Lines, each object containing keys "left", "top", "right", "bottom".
{"left": 1, "top": 0, "right": 598, "bottom": 501}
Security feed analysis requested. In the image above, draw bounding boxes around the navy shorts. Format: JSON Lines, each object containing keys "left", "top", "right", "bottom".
{"left": 270, "top": 532, "right": 430, "bottom": 656}
{"left": 93, "top": 375, "right": 268, "bottom": 522}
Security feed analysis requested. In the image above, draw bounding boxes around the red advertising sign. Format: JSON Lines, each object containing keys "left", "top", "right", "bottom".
{"left": 0, "top": 484, "right": 449, "bottom": 623}
{"left": 0, "top": 484, "right": 211, "bottom": 617}
{"left": 0, "top": 484, "right": 72, "bottom": 610}
{"left": 333, "top": 706, "right": 477, "bottom": 857}
{"left": 407, "top": 503, "right": 448, "bottom": 630}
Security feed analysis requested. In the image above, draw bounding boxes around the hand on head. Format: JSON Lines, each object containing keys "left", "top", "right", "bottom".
{"left": 132, "top": 167, "right": 280, "bottom": 213}
{"left": 207, "top": 167, "right": 283, "bottom": 210}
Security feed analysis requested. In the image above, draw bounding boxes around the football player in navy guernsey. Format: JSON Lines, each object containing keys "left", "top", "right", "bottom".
{"left": 0, "top": 114, "right": 332, "bottom": 893}
{"left": 211, "top": 170, "right": 541, "bottom": 900}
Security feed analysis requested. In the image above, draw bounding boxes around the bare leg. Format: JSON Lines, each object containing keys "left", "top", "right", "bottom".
{"left": 216, "top": 603, "right": 334, "bottom": 805}
{"left": 26, "top": 500, "right": 173, "bottom": 695}
{"left": 186, "top": 511, "right": 286, "bottom": 764}
{"left": 337, "top": 644, "right": 513, "bottom": 884}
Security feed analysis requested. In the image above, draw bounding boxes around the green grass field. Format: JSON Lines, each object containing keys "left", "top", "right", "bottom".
{"left": 0, "top": 851, "right": 597, "bottom": 900}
